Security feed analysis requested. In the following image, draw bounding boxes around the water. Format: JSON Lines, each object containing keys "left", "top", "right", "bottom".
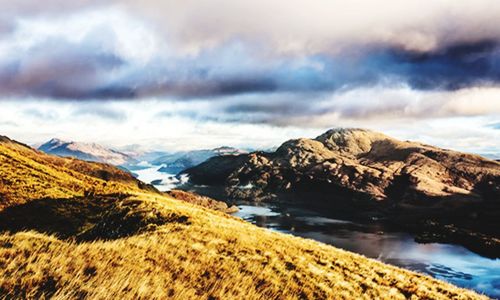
{"left": 235, "top": 202, "right": 500, "bottom": 299}
{"left": 135, "top": 167, "right": 500, "bottom": 298}
{"left": 132, "top": 164, "right": 188, "bottom": 191}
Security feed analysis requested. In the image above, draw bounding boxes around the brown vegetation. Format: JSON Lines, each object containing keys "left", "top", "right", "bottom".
{"left": 183, "top": 128, "right": 500, "bottom": 256}
{"left": 0, "top": 134, "right": 488, "bottom": 299}
{"left": 167, "top": 189, "right": 238, "bottom": 213}
{"left": 185, "top": 128, "right": 500, "bottom": 204}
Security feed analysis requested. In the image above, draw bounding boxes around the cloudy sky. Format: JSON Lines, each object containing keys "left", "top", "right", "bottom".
{"left": 0, "top": 1, "right": 499, "bottom": 155}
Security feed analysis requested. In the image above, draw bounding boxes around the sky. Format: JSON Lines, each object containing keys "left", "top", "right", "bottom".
{"left": 0, "top": 1, "right": 499, "bottom": 155}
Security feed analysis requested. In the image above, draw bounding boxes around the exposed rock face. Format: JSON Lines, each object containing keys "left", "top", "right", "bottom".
{"left": 185, "top": 128, "right": 500, "bottom": 205}
{"left": 184, "top": 129, "right": 500, "bottom": 256}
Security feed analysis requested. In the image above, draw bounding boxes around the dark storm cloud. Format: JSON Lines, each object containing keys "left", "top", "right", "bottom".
{"left": 380, "top": 40, "right": 500, "bottom": 90}
{"left": 0, "top": 0, "right": 500, "bottom": 121}
{"left": 1, "top": 35, "right": 500, "bottom": 102}
{"left": 85, "top": 40, "right": 500, "bottom": 100}
{"left": 0, "top": 37, "right": 125, "bottom": 100}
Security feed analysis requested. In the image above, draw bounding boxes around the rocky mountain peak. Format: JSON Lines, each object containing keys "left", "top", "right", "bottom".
{"left": 185, "top": 127, "right": 500, "bottom": 204}
{"left": 314, "top": 128, "right": 397, "bottom": 157}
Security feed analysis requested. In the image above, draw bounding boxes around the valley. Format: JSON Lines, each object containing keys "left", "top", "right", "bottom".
{"left": 183, "top": 128, "right": 500, "bottom": 258}
{"left": 0, "top": 134, "right": 486, "bottom": 299}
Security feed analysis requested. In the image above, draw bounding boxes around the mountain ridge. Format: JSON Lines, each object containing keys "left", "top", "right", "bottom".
{"left": 153, "top": 146, "right": 248, "bottom": 173}
{"left": 0, "top": 133, "right": 487, "bottom": 298}
{"left": 38, "top": 138, "right": 135, "bottom": 166}
{"left": 184, "top": 128, "right": 500, "bottom": 256}
{"left": 186, "top": 128, "right": 499, "bottom": 202}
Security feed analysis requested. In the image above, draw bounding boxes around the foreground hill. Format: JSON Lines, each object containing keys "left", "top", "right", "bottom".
{"left": 38, "top": 138, "right": 135, "bottom": 166}
{"left": 0, "top": 136, "right": 153, "bottom": 210}
{"left": 184, "top": 128, "right": 500, "bottom": 256}
{"left": 0, "top": 135, "right": 486, "bottom": 299}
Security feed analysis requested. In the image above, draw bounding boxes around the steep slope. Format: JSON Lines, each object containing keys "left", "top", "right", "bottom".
{"left": 38, "top": 138, "right": 135, "bottom": 166}
{"left": 184, "top": 128, "right": 500, "bottom": 256}
{"left": 0, "top": 134, "right": 487, "bottom": 299}
{"left": 0, "top": 136, "right": 153, "bottom": 210}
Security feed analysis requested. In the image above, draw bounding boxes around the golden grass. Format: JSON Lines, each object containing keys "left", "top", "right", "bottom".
{"left": 0, "top": 138, "right": 149, "bottom": 209}
{"left": 0, "top": 136, "right": 488, "bottom": 299}
{"left": 0, "top": 192, "right": 488, "bottom": 299}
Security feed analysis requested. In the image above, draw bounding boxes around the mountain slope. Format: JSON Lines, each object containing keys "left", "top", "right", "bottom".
{"left": 184, "top": 128, "right": 500, "bottom": 256}
{"left": 153, "top": 146, "right": 248, "bottom": 173}
{"left": 0, "top": 136, "right": 152, "bottom": 210}
{"left": 0, "top": 134, "right": 486, "bottom": 299}
{"left": 185, "top": 128, "right": 499, "bottom": 203}
{"left": 38, "top": 138, "right": 134, "bottom": 165}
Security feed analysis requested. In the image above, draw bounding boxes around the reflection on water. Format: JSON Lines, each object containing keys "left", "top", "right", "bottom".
{"left": 133, "top": 165, "right": 188, "bottom": 191}
{"left": 234, "top": 202, "right": 500, "bottom": 299}
{"left": 234, "top": 205, "right": 280, "bottom": 218}
{"left": 135, "top": 169, "right": 500, "bottom": 299}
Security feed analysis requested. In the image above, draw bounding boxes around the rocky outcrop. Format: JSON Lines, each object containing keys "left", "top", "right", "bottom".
{"left": 184, "top": 128, "right": 500, "bottom": 256}
{"left": 185, "top": 128, "right": 499, "bottom": 204}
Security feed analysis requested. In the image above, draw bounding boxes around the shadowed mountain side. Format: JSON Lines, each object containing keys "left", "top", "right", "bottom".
{"left": 184, "top": 128, "right": 500, "bottom": 204}
{"left": 0, "top": 194, "right": 189, "bottom": 241}
{"left": 183, "top": 128, "right": 500, "bottom": 257}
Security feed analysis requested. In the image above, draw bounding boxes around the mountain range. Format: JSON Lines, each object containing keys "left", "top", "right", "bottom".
{"left": 153, "top": 146, "right": 248, "bottom": 173}
{"left": 184, "top": 128, "right": 500, "bottom": 256}
{"left": 1, "top": 134, "right": 485, "bottom": 298}
{"left": 38, "top": 138, "right": 135, "bottom": 166}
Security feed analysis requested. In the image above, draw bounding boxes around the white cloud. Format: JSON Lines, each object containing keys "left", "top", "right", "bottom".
{"left": 0, "top": 7, "right": 161, "bottom": 65}
{"left": 3, "top": 0, "right": 500, "bottom": 56}
{"left": 0, "top": 99, "right": 320, "bottom": 151}
{"left": 122, "top": 0, "right": 500, "bottom": 55}
{"left": 0, "top": 1, "right": 499, "bottom": 156}
{"left": 1, "top": 87, "right": 499, "bottom": 155}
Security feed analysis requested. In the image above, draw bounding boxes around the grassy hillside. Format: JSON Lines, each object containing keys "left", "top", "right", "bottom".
{"left": 0, "top": 136, "right": 152, "bottom": 209}
{"left": 0, "top": 136, "right": 487, "bottom": 299}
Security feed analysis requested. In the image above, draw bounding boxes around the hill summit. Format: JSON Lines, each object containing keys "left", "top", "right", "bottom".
{"left": 186, "top": 128, "right": 500, "bottom": 203}
{"left": 184, "top": 128, "right": 500, "bottom": 256}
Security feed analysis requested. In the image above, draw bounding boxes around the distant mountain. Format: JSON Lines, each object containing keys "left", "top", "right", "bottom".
{"left": 134, "top": 151, "right": 170, "bottom": 163}
{"left": 479, "top": 153, "right": 500, "bottom": 161}
{"left": 114, "top": 144, "right": 169, "bottom": 164}
{"left": 184, "top": 128, "right": 500, "bottom": 257}
{"left": 153, "top": 146, "right": 247, "bottom": 173}
{"left": 38, "top": 138, "right": 136, "bottom": 166}
{"left": 0, "top": 135, "right": 151, "bottom": 210}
